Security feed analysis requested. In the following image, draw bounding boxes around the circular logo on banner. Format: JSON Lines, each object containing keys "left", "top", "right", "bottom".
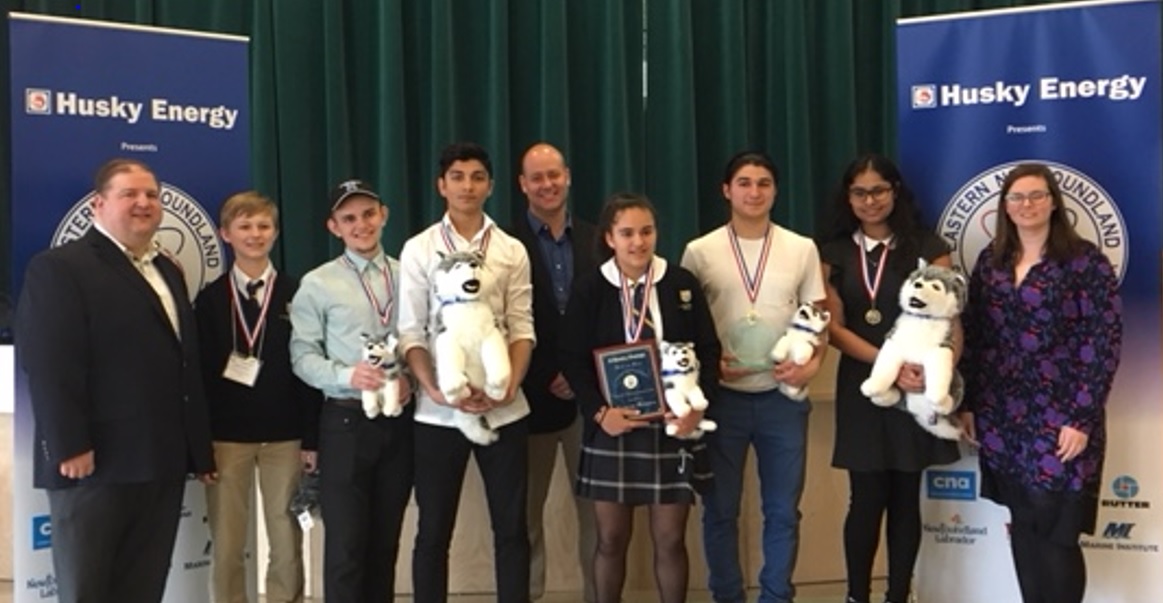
{"left": 52, "top": 182, "right": 224, "bottom": 299}
{"left": 937, "top": 160, "right": 1128, "bottom": 283}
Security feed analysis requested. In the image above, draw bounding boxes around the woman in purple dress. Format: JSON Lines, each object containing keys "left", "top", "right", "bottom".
{"left": 961, "top": 163, "right": 1122, "bottom": 603}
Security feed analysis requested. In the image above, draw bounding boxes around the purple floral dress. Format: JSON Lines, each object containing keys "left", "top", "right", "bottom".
{"left": 962, "top": 243, "right": 1122, "bottom": 513}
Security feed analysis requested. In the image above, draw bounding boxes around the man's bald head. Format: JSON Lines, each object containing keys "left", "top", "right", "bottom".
{"left": 519, "top": 142, "right": 571, "bottom": 217}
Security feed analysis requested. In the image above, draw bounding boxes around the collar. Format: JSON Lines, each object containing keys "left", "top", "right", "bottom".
{"left": 526, "top": 210, "right": 572, "bottom": 239}
{"left": 901, "top": 309, "right": 950, "bottom": 321}
{"left": 341, "top": 248, "right": 388, "bottom": 273}
{"left": 599, "top": 256, "right": 668, "bottom": 287}
{"left": 232, "top": 262, "right": 274, "bottom": 287}
{"left": 791, "top": 323, "right": 825, "bottom": 336}
{"left": 660, "top": 365, "right": 697, "bottom": 377}
{"left": 93, "top": 221, "right": 160, "bottom": 263}
{"left": 852, "top": 230, "right": 896, "bottom": 252}
{"left": 441, "top": 212, "right": 496, "bottom": 245}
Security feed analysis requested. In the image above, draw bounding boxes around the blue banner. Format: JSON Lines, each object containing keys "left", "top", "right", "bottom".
{"left": 898, "top": 1, "right": 1162, "bottom": 601}
{"left": 9, "top": 13, "right": 249, "bottom": 602}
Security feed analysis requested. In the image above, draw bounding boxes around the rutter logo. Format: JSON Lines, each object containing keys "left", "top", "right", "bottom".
{"left": 25, "top": 88, "right": 52, "bottom": 115}
{"left": 1102, "top": 474, "right": 1150, "bottom": 510}
{"left": 51, "top": 182, "right": 224, "bottom": 299}
{"left": 937, "top": 160, "right": 1128, "bottom": 282}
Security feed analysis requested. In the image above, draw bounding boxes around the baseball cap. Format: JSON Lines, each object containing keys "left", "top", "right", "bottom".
{"left": 329, "top": 179, "right": 380, "bottom": 212}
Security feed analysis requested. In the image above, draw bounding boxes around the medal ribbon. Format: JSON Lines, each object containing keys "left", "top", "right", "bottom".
{"left": 341, "top": 255, "right": 394, "bottom": 327}
{"left": 440, "top": 222, "right": 492, "bottom": 258}
{"left": 728, "top": 224, "right": 773, "bottom": 311}
{"left": 619, "top": 264, "right": 655, "bottom": 342}
{"left": 857, "top": 232, "right": 891, "bottom": 310}
{"left": 229, "top": 270, "right": 277, "bottom": 355}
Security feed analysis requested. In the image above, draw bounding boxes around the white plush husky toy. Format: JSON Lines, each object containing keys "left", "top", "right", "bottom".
{"left": 658, "top": 341, "right": 717, "bottom": 439}
{"left": 860, "top": 261, "right": 966, "bottom": 440}
{"left": 432, "top": 250, "right": 511, "bottom": 445}
{"left": 360, "top": 332, "right": 402, "bottom": 418}
{"left": 769, "top": 303, "right": 831, "bottom": 401}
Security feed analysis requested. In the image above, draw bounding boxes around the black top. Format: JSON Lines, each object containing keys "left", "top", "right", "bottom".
{"left": 508, "top": 215, "right": 598, "bottom": 434}
{"left": 560, "top": 262, "right": 722, "bottom": 443}
{"left": 819, "top": 231, "right": 960, "bottom": 472}
{"left": 16, "top": 230, "right": 214, "bottom": 489}
{"left": 195, "top": 271, "right": 321, "bottom": 448}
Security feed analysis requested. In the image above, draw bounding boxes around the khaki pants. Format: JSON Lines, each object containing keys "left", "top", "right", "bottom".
{"left": 527, "top": 415, "right": 596, "bottom": 603}
{"left": 206, "top": 440, "right": 304, "bottom": 603}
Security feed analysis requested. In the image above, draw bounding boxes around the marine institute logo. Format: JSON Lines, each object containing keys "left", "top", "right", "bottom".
{"left": 51, "top": 182, "right": 224, "bottom": 298}
{"left": 936, "top": 160, "right": 1128, "bottom": 283}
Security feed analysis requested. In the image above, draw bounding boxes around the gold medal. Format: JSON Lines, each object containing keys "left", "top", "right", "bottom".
{"left": 746, "top": 308, "right": 759, "bottom": 324}
{"left": 865, "top": 308, "right": 882, "bottom": 325}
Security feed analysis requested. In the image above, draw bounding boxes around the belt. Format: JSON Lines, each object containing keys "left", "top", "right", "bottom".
{"left": 326, "top": 397, "right": 362, "bottom": 410}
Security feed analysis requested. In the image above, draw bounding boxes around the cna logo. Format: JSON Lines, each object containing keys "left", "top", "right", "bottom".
{"left": 25, "top": 88, "right": 52, "bottom": 115}
{"left": 51, "top": 183, "right": 224, "bottom": 300}
{"left": 937, "top": 160, "right": 1128, "bottom": 283}
{"left": 926, "top": 469, "right": 977, "bottom": 501}
{"left": 1102, "top": 522, "right": 1135, "bottom": 540}
{"left": 31, "top": 514, "right": 51, "bottom": 550}
{"left": 1102, "top": 474, "right": 1150, "bottom": 510}
{"left": 911, "top": 85, "right": 937, "bottom": 109}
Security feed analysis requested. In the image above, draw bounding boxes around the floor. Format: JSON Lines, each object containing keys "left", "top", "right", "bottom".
{"left": 0, "top": 580, "right": 866, "bottom": 602}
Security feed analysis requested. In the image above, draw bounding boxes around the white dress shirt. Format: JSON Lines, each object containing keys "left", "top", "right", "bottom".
{"left": 93, "top": 222, "right": 180, "bottom": 336}
{"left": 398, "top": 213, "right": 536, "bottom": 430}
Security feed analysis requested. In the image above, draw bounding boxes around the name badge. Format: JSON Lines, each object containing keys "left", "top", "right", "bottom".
{"left": 223, "top": 352, "right": 262, "bottom": 387}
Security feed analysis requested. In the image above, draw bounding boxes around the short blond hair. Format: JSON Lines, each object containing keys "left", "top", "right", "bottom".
{"left": 219, "top": 190, "right": 279, "bottom": 229}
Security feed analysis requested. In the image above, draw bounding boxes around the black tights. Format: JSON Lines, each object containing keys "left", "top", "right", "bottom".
{"left": 592, "top": 500, "right": 689, "bottom": 603}
{"left": 844, "top": 470, "right": 922, "bottom": 603}
{"left": 1008, "top": 497, "right": 1087, "bottom": 603}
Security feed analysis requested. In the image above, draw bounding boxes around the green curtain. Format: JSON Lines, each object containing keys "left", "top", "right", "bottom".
{"left": 2, "top": 0, "right": 1079, "bottom": 295}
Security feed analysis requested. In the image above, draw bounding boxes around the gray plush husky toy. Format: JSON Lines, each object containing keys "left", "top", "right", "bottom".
{"left": 860, "top": 261, "right": 966, "bottom": 440}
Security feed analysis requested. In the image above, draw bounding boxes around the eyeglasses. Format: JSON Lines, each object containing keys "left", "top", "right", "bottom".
{"left": 849, "top": 185, "right": 893, "bottom": 201}
{"left": 1004, "top": 190, "right": 1051, "bottom": 205}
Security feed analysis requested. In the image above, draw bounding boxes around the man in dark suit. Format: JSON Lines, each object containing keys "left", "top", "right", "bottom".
{"left": 508, "top": 142, "right": 599, "bottom": 603}
{"left": 16, "top": 158, "right": 215, "bottom": 603}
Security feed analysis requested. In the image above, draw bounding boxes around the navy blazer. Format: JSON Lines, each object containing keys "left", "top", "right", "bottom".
{"left": 16, "top": 230, "right": 214, "bottom": 489}
{"left": 508, "top": 212, "right": 598, "bottom": 434}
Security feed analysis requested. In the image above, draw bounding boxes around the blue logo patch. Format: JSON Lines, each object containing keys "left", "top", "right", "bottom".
{"left": 926, "top": 470, "right": 977, "bottom": 501}
{"left": 31, "top": 515, "right": 51, "bottom": 550}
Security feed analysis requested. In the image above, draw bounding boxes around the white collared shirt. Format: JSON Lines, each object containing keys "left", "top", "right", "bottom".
{"left": 398, "top": 213, "right": 536, "bottom": 429}
{"left": 232, "top": 262, "right": 275, "bottom": 302}
{"left": 93, "top": 222, "right": 180, "bottom": 336}
{"left": 598, "top": 255, "right": 669, "bottom": 342}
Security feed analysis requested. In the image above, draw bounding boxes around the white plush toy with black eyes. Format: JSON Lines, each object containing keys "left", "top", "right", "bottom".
{"left": 860, "top": 261, "right": 966, "bottom": 440}
{"left": 769, "top": 303, "right": 830, "bottom": 401}
{"left": 658, "top": 340, "right": 717, "bottom": 440}
{"left": 432, "top": 250, "right": 511, "bottom": 445}
{"left": 360, "top": 332, "right": 402, "bottom": 418}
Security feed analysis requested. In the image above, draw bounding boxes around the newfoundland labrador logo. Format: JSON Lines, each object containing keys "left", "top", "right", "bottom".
{"left": 51, "top": 183, "right": 224, "bottom": 298}
{"left": 937, "top": 160, "right": 1128, "bottom": 283}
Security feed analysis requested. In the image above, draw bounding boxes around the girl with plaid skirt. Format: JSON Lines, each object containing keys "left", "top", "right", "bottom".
{"left": 561, "top": 193, "right": 721, "bottom": 603}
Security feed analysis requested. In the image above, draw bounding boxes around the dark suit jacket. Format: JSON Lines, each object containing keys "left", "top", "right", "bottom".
{"left": 508, "top": 212, "right": 598, "bottom": 434}
{"left": 16, "top": 229, "right": 214, "bottom": 489}
{"left": 195, "top": 270, "right": 321, "bottom": 448}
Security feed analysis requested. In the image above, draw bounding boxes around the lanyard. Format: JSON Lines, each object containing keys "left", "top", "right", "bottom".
{"left": 728, "top": 223, "right": 772, "bottom": 318}
{"left": 440, "top": 222, "right": 492, "bottom": 257}
{"left": 229, "top": 271, "right": 276, "bottom": 356}
{"left": 341, "top": 255, "right": 394, "bottom": 327}
{"left": 619, "top": 264, "right": 654, "bottom": 343}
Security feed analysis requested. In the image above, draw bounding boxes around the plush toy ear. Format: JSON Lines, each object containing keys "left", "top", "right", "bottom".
{"left": 436, "top": 251, "right": 447, "bottom": 261}
{"left": 917, "top": 257, "right": 929, "bottom": 270}
{"left": 820, "top": 309, "right": 832, "bottom": 323}
{"left": 360, "top": 332, "right": 370, "bottom": 343}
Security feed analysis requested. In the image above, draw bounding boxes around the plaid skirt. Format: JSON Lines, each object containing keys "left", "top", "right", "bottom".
{"left": 576, "top": 422, "right": 712, "bottom": 505}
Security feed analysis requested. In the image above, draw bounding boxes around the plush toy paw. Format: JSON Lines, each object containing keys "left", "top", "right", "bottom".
{"left": 361, "top": 392, "right": 382, "bottom": 419}
{"left": 866, "top": 385, "right": 901, "bottom": 407}
{"left": 456, "top": 413, "right": 499, "bottom": 445}
{"left": 932, "top": 394, "right": 956, "bottom": 415}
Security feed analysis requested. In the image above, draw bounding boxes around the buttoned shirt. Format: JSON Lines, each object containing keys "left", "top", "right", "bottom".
{"left": 232, "top": 262, "right": 275, "bottom": 303}
{"left": 398, "top": 213, "right": 535, "bottom": 429}
{"left": 289, "top": 248, "right": 399, "bottom": 400}
{"left": 93, "top": 221, "right": 179, "bottom": 336}
{"left": 526, "top": 210, "right": 574, "bottom": 314}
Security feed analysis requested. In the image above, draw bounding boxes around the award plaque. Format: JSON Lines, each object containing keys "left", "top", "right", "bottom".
{"left": 726, "top": 315, "right": 779, "bottom": 371}
{"left": 593, "top": 341, "right": 665, "bottom": 416}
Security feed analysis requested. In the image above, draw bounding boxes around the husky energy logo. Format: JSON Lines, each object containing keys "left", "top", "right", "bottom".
{"left": 52, "top": 183, "right": 224, "bottom": 299}
{"left": 937, "top": 160, "right": 1128, "bottom": 282}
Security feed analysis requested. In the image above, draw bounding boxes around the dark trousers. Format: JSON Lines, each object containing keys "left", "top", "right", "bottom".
{"left": 843, "top": 470, "right": 923, "bottom": 603}
{"left": 412, "top": 419, "right": 530, "bottom": 603}
{"left": 318, "top": 403, "right": 414, "bottom": 602}
{"left": 47, "top": 479, "right": 185, "bottom": 603}
{"left": 1007, "top": 488, "right": 1087, "bottom": 603}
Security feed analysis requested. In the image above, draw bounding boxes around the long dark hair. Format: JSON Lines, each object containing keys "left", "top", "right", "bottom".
{"left": 989, "top": 162, "right": 1087, "bottom": 268}
{"left": 594, "top": 192, "right": 657, "bottom": 262}
{"left": 823, "top": 154, "right": 927, "bottom": 271}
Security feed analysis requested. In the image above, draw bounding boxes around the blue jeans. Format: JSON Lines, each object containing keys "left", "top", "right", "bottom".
{"left": 701, "top": 387, "right": 810, "bottom": 603}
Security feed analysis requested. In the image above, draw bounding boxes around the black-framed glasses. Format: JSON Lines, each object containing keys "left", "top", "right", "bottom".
{"left": 849, "top": 185, "right": 894, "bottom": 201}
{"left": 1004, "top": 190, "right": 1051, "bottom": 204}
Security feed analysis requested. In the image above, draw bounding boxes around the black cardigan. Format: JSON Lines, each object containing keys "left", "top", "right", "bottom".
{"left": 560, "top": 263, "right": 721, "bottom": 442}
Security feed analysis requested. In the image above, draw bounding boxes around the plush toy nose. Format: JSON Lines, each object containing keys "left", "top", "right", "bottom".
{"left": 462, "top": 279, "right": 481, "bottom": 294}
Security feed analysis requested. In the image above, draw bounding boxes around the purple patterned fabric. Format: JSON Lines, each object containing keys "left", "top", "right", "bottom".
{"left": 962, "top": 243, "right": 1122, "bottom": 496}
